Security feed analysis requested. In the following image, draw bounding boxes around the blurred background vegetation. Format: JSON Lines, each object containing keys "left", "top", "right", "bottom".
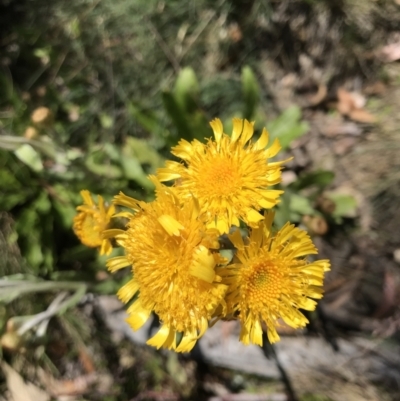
{"left": 1, "top": 0, "right": 400, "bottom": 400}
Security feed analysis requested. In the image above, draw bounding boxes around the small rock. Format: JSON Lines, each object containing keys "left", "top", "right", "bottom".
{"left": 393, "top": 249, "right": 400, "bottom": 264}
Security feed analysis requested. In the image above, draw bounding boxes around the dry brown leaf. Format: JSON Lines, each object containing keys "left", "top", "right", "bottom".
{"left": 306, "top": 84, "right": 327, "bottom": 106}
{"left": 78, "top": 345, "right": 95, "bottom": 374}
{"left": 228, "top": 22, "right": 242, "bottom": 43}
{"left": 373, "top": 269, "right": 398, "bottom": 318}
{"left": 337, "top": 88, "right": 367, "bottom": 114}
{"left": 1, "top": 362, "right": 50, "bottom": 401}
{"left": 38, "top": 368, "right": 97, "bottom": 397}
{"left": 323, "top": 121, "right": 362, "bottom": 137}
{"left": 363, "top": 81, "right": 387, "bottom": 96}
{"left": 336, "top": 88, "right": 376, "bottom": 123}
{"left": 334, "top": 137, "right": 357, "bottom": 155}
{"left": 379, "top": 40, "right": 400, "bottom": 62}
{"left": 348, "top": 108, "right": 377, "bottom": 123}
{"left": 337, "top": 88, "right": 355, "bottom": 115}
{"left": 302, "top": 215, "right": 328, "bottom": 236}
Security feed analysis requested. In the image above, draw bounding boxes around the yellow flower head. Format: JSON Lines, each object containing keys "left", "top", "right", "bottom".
{"left": 105, "top": 178, "right": 227, "bottom": 352}
{"left": 73, "top": 190, "right": 115, "bottom": 256}
{"left": 157, "top": 118, "right": 286, "bottom": 234}
{"left": 219, "top": 212, "right": 330, "bottom": 345}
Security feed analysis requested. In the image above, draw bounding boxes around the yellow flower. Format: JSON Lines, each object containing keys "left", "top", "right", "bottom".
{"left": 157, "top": 118, "right": 286, "bottom": 234}
{"left": 73, "top": 190, "right": 115, "bottom": 255}
{"left": 219, "top": 212, "right": 330, "bottom": 345}
{"left": 105, "top": 178, "right": 227, "bottom": 352}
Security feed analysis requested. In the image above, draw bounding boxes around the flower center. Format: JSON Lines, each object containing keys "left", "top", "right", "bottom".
{"left": 244, "top": 260, "right": 283, "bottom": 308}
{"left": 198, "top": 157, "right": 240, "bottom": 198}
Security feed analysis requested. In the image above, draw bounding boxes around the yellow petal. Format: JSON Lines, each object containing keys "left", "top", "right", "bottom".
{"left": 106, "top": 203, "right": 116, "bottom": 218}
{"left": 258, "top": 189, "right": 283, "bottom": 201}
{"left": 80, "top": 190, "right": 93, "bottom": 206}
{"left": 190, "top": 245, "right": 216, "bottom": 283}
{"left": 113, "top": 192, "right": 140, "bottom": 210}
{"left": 228, "top": 228, "right": 244, "bottom": 250}
{"left": 106, "top": 256, "right": 131, "bottom": 272}
{"left": 117, "top": 279, "right": 139, "bottom": 303}
{"left": 231, "top": 118, "right": 244, "bottom": 143}
{"left": 250, "top": 319, "right": 263, "bottom": 346}
{"left": 103, "top": 229, "right": 126, "bottom": 239}
{"left": 126, "top": 300, "right": 152, "bottom": 330}
{"left": 156, "top": 168, "right": 181, "bottom": 182}
{"left": 258, "top": 197, "right": 280, "bottom": 209}
{"left": 240, "top": 119, "right": 255, "bottom": 145}
{"left": 246, "top": 208, "right": 264, "bottom": 225}
{"left": 273, "top": 222, "right": 295, "bottom": 246}
{"left": 210, "top": 118, "right": 223, "bottom": 144}
{"left": 112, "top": 211, "right": 133, "bottom": 219}
{"left": 198, "top": 316, "right": 208, "bottom": 338}
{"left": 254, "top": 128, "right": 269, "bottom": 150}
{"left": 158, "top": 214, "right": 184, "bottom": 236}
{"left": 97, "top": 195, "right": 105, "bottom": 213}
{"left": 171, "top": 139, "right": 194, "bottom": 160}
{"left": 262, "top": 210, "right": 275, "bottom": 236}
{"left": 239, "top": 318, "right": 251, "bottom": 345}
{"left": 306, "top": 286, "right": 324, "bottom": 299}
{"left": 146, "top": 324, "right": 176, "bottom": 350}
{"left": 231, "top": 214, "right": 240, "bottom": 227}
{"left": 289, "top": 244, "right": 318, "bottom": 258}
{"left": 317, "top": 260, "right": 331, "bottom": 272}
{"left": 100, "top": 239, "right": 113, "bottom": 256}
{"left": 266, "top": 325, "right": 280, "bottom": 344}
{"left": 216, "top": 217, "right": 230, "bottom": 234}
{"left": 189, "top": 194, "right": 200, "bottom": 220}
{"left": 176, "top": 331, "right": 197, "bottom": 353}
{"left": 267, "top": 168, "right": 282, "bottom": 184}
{"left": 266, "top": 138, "right": 281, "bottom": 158}
{"left": 299, "top": 297, "right": 317, "bottom": 311}
{"left": 250, "top": 225, "right": 263, "bottom": 249}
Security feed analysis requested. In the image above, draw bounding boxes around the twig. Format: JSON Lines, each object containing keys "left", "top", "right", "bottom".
{"left": 146, "top": 18, "right": 180, "bottom": 73}
{"left": 261, "top": 333, "right": 298, "bottom": 401}
{"left": 178, "top": 10, "right": 216, "bottom": 61}
{"left": 0, "top": 279, "right": 86, "bottom": 303}
{"left": 130, "top": 391, "right": 179, "bottom": 401}
{"left": 16, "top": 284, "right": 87, "bottom": 336}
{"left": 17, "top": 291, "right": 69, "bottom": 336}
{"left": 208, "top": 394, "right": 287, "bottom": 401}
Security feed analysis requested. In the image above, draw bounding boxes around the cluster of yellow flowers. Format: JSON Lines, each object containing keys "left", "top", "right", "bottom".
{"left": 73, "top": 118, "right": 330, "bottom": 352}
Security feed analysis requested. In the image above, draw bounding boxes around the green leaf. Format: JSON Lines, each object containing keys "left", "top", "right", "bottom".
{"left": 0, "top": 304, "right": 7, "bottom": 332}
{"left": 173, "top": 67, "right": 199, "bottom": 113}
{"left": 289, "top": 193, "right": 315, "bottom": 216}
{"left": 267, "top": 106, "right": 309, "bottom": 149}
{"left": 292, "top": 170, "right": 335, "bottom": 190}
{"left": 85, "top": 149, "right": 123, "bottom": 179}
{"left": 326, "top": 193, "right": 358, "bottom": 219}
{"left": 53, "top": 199, "right": 76, "bottom": 229}
{"left": 241, "top": 66, "right": 260, "bottom": 120}
{"left": 99, "top": 113, "right": 114, "bottom": 129}
{"left": 162, "top": 91, "right": 192, "bottom": 140}
{"left": 33, "top": 192, "right": 51, "bottom": 213}
{"left": 274, "top": 192, "right": 292, "bottom": 228}
{"left": 123, "top": 137, "right": 164, "bottom": 170}
{"left": 0, "top": 135, "right": 58, "bottom": 159}
{"left": 14, "top": 144, "right": 43, "bottom": 172}
{"left": 120, "top": 154, "right": 153, "bottom": 190}
{"left": 128, "top": 102, "right": 163, "bottom": 135}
